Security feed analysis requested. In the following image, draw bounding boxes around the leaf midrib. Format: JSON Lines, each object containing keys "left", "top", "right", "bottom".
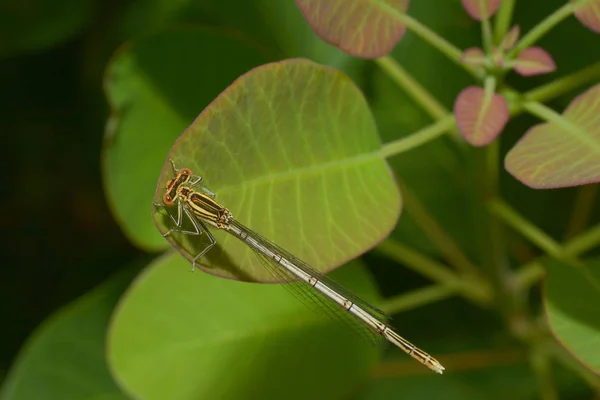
{"left": 217, "top": 150, "right": 383, "bottom": 195}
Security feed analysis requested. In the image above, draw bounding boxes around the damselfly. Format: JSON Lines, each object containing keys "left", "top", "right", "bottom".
{"left": 153, "top": 160, "right": 444, "bottom": 374}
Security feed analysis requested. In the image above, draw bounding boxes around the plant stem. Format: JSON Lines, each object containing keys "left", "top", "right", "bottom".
{"left": 509, "top": 3, "right": 575, "bottom": 57}
{"left": 374, "top": 239, "right": 489, "bottom": 303}
{"left": 530, "top": 344, "right": 559, "bottom": 400}
{"left": 399, "top": 181, "right": 483, "bottom": 280}
{"left": 564, "top": 184, "right": 599, "bottom": 240}
{"left": 481, "top": 5, "right": 494, "bottom": 53}
{"left": 380, "top": 114, "right": 456, "bottom": 158}
{"left": 563, "top": 222, "right": 600, "bottom": 257}
{"left": 375, "top": 56, "right": 448, "bottom": 120}
{"left": 375, "top": 239, "right": 460, "bottom": 285}
{"left": 494, "top": 0, "right": 516, "bottom": 42}
{"left": 525, "top": 61, "right": 600, "bottom": 103}
{"left": 380, "top": 61, "right": 600, "bottom": 159}
{"left": 379, "top": 284, "right": 458, "bottom": 315}
{"left": 398, "top": 13, "right": 479, "bottom": 77}
{"left": 487, "top": 198, "right": 563, "bottom": 257}
{"left": 515, "top": 261, "right": 546, "bottom": 289}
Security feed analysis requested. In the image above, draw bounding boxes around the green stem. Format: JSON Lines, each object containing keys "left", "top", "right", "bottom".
{"left": 380, "top": 61, "right": 600, "bottom": 160}
{"left": 481, "top": 4, "right": 494, "bottom": 53}
{"left": 375, "top": 56, "right": 448, "bottom": 120}
{"left": 374, "top": 239, "right": 489, "bottom": 304}
{"left": 563, "top": 223, "right": 600, "bottom": 257}
{"left": 375, "top": 239, "right": 460, "bottom": 285}
{"left": 380, "top": 115, "right": 456, "bottom": 158}
{"left": 494, "top": 0, "right": 516, "bottom": 42}
{"left": 525, "top": 61, "right": 600, "bottom": 103}
{"left": 379, "top": 284, "right": 458, "bottom": 315}
{"left": 530, "top": 344, "right": 559, "bottom": 400}
{"left": 400, "top": 182, "right": 483, "bottom": 280}
{"left": 564, "top": 184, "right": 599, "bottom": 240}
{"left": 398, "top": 13, "right": 479, "bottom": 77}
{"left": 515, "top": 261, "right": 546, "bottom": 289}
{"left": 487, "top": 198, "right": 563, "bottom": 257}
{"left": 509, "top": 3, "right": 575, "bottom": 57}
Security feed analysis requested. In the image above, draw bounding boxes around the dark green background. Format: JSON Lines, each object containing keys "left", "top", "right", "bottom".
{"left": 1, "top": 0, "right": 598, "bottom": 398}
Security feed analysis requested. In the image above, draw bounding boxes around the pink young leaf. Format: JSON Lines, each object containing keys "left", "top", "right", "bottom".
{"left": 513, "top": 47, "right": 556, "bottom": 76}
{"left": 295, "top": 0, "right": 410, "bottom": 58}
{"left": 461, "top": 47, "right": 486, "bottom": 66}
{"left": 461, "top": 0, "right": 502, "bottom": 20}
{"left": 572, "top": 0, "right": 600, "bottom": 33}
{"left": 505, "top": 84, "right": 600, "bottom": 188}
{"left": 500, "top": 25, "right": 520, "bottom": 50}
{"left": 454, "top": 86, "right": 509, "bottom": 146}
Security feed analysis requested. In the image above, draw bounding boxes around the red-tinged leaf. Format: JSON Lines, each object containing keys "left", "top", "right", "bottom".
{"left": 454, "top": 86, "right": 509, "bottom": 146}
{"left": 505, "top": 84, "right": 600, "bottom": 188}
{"left": 295, "top": 0, "right": 410, "bottom": 58}
{"left": 572, "top": 0, "right": 600, "bottom": 33}
{"left": 461, "top": 47, "right": 486, "bottom": 66}
{"left": 501, "top": 25, "right": 520, "bottom": 50}
{"left": 461, "top": 0, "right": 502, "bottom": 20}
{"left": 513, "top": 47, "right": 556, "bottom": 76}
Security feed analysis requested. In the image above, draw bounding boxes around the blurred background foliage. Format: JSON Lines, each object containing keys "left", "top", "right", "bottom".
{"left": 1, "top": 0, "right": 599, "bottom": 399}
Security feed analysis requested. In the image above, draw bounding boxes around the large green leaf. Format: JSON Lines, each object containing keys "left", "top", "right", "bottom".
{"left": 0, "top": 268, "right": 138, "bottom": 400}
{"left": 0, "top": 0, "right": 94, "bottom": 57}
{"left": 102, "top": 27, "right": 271, "bottom": 251}
{"left": 108, "top": 253, "right": 381, "bottom": 400}
{"left": 544, "top": 257, "right": 600, "bottom": 374}
{"left": 505, "top": 84, "right": 600, "bottom": 189}
{"left": 152, "top": 59, "right": 401, "bottom": 282}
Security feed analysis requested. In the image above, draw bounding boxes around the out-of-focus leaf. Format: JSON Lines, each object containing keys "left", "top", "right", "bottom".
{"left": 295, "top": 0, "right": 410, "bottom": 58}
{"left": 501, "top": 25, "right": 520, "bottom": 51}
{"left": 572, "top": 0, "right": 600, "bottom": 34}
{"left": 454, "top": 86, "right": 509, "bottom": 146}
{"left": 108, "top": 253, "right": 381, "bottom": 400}
{"left": 461, "top": 47, "right": 486, "bottom": 66}
{"left": 0, "top": 268, "right": 138, "bottom": 400}
{"left": 460, "top": 0, "right": 502, "bottom": 20}
{"left": 505, "top": 83, "right": 600, "bottom": 188}
{"left": 544, "top": 257, "right": 600, "bottom": 374}
{"left": 513, "top": 47, "right": 556, "bottom": 76}
{"left": 0, "top": 0, "right": 94, "bottom": 58}
{"left": 153, "top": 59, "right": 401, "bottom": 282}
{"left": 102, "top": 27, "right": 270, "bottom": 251}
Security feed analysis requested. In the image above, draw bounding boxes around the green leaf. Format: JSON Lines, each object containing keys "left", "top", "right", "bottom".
{"left": 102, "top": 27, "right": 271, "bottom": 251}
{"left": 572, "top": 0, "right": 600, "bottom": 34}
{"left": 544, "top": 257, "right": 600, "bottom": 374}
{"left": 505, "top": 83, "right": 600, "bottom": 188}
{"left": 513, "top": 47, "right": 556, "bottom": 77}
{"left": 460, "top": 0, "right": 502, "bottom": 21}
{"left": 454, "top": 86, "right": 509, "bottom": 147}
{"left": 0, "top": 0, "right": 94, "bottom": 58}
{"left": 108, "top": 253, "right": 381, "bottom": 400}
{"left": 295, "top": 0, "right": 410, "bottom": 58}
{"left": 153, "top": 59, "right": 401, "bottom": 282}
{"left": 0, "top": 268, "right": 138, "bottom": 400}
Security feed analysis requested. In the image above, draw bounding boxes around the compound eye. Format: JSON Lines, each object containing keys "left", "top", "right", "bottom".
{"left": 163, "top": 193, "right": 174, "bottom": 205}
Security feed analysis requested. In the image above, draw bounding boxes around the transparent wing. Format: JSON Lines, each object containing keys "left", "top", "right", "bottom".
{"left": 228, "top": 219, "right": 388, "bottom": 348}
